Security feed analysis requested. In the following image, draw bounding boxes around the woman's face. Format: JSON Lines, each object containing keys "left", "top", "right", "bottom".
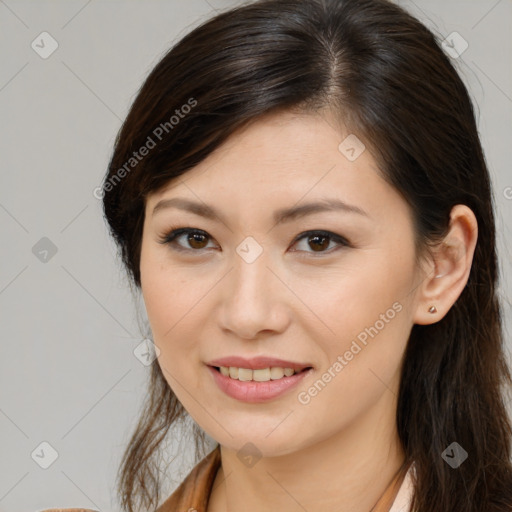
{"left": 140, "top": 110, "right": 425, "bottom": 456}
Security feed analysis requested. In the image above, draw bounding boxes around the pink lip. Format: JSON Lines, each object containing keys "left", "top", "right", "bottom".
{"left": 206, "top": 356, "right": 312, "bottom": 371}
{"left": 206, "top": 365, "right": 313, "bottom": 403}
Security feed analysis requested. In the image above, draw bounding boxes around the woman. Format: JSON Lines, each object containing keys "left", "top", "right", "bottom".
{"left": 44, "top": 0, "right": 512, "bottom": 510}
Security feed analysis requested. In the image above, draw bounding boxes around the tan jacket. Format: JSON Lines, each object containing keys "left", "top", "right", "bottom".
{"left": 40, "top": 446, "right": 414, "bottom": 512}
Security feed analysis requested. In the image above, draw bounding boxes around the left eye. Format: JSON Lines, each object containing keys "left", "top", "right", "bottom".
{"left": 291, "top": 230, "right": 349, "bottom": 254}
{"left": 158, "top": 228, "right": 349, "bottom": 255}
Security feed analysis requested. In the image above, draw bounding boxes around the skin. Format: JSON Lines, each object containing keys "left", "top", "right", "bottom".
{"left": 139, "top": 110, "right": 478, "bottom": 512}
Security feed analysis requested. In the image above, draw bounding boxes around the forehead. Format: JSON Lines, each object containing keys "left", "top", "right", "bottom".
{"left": 145, "top": 110, "right": 406, "bottom": 224}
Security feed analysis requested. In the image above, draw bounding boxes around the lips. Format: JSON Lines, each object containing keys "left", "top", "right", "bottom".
{"left": 206, "top": 356, "right": 313, "bottom": 372}
{"left": 205, "top": 356, "right": 314, "bottom": 402}
{"left": 207, "top": 365, "right": 312, "bottom": 402}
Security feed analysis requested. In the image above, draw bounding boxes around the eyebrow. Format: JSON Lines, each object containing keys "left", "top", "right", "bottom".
{"left": 151, "top": 197, "right": 369, "bottom": 225}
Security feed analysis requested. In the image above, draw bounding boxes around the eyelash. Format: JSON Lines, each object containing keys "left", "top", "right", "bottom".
{"left": 157, "top": 226, "right": 351, "bottom": 256}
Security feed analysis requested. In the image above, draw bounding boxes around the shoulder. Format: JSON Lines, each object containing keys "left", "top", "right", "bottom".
{"left": 36, "top": 447, "right": 221, "bottom": 512}
{"left": 37, "top": 448, "right": 221, "bottom": 512}
{"left": 156, "top": 445, "right": 221, "bottom": 512}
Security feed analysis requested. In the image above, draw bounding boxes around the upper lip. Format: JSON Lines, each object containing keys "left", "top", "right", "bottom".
{"left": 206, "top": 356, "right": 313, "bottom": 371}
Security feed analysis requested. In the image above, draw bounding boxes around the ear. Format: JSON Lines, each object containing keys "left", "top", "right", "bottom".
{"left": 413, "top": 204, "right": 478, "bottom": 325}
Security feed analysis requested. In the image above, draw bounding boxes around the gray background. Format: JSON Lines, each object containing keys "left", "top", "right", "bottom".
{"left": 1, "top": 1, "right": 511, "bottom": 511}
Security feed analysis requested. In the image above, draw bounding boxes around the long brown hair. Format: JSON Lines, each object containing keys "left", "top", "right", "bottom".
{"left": 101, "top": 0, "right": 512, "bottom": 510}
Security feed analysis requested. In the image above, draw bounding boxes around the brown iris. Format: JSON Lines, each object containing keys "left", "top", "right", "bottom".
{"left": 188, "top": 232, "right": 209, "bottom": 249}
{"left": 307, "top": 234, "right": 330, "bottom": 252}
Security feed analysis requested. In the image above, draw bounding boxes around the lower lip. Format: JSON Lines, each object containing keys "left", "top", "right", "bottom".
{"left": 207, "top": 365, "right": 312, "bottom": 403}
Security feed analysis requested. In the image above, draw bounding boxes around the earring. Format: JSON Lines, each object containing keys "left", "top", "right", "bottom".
{"left": 428, "top": 305, "right": 437, "bottom": 314}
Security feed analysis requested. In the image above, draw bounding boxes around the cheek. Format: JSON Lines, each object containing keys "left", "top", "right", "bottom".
{"left": 140, "top": 268, "right": 206, "bottom": 400}
{"left": 296, "top": 246, "right": 415, "bottom": 398}
{"left": 140, "top": 241, "right": 197, "bottom": 331}
{"left": 293, "top": 246, "right": 415, "bottom": 345}
{"left": 139, "top": 250, "right": 200, "bottom": 356}
{"left": 294, "top": 290, "right": 411, "bottom": 434}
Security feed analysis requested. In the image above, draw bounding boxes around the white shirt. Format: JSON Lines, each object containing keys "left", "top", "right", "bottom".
{"left": 389, "top": 463, "right": 415, "bottom": 512}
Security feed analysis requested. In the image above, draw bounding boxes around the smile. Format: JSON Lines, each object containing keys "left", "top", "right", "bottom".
{"left": 207, "top": 365, "right": 313, "bottom": 402}
{"left": 217, "top": 366, "right": 299, "bottom": 381}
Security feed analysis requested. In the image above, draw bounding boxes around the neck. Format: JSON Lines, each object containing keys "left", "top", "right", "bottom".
{"left": 208, "top": 384, "right": 405, "bottom": 512}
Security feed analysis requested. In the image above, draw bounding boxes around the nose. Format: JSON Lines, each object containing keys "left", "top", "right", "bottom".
{"left": 218, "top": 250, "right": 291, "bottom": 340}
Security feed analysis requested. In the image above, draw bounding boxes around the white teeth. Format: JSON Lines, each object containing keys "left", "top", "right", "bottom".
{"left": 238, "top": 368, "right": 253, "bottom": 381}
{"left": 253, "top": 368, "right": 270, "bottom": 381}
{"left": 218, "top": 366, "right": 298, "bottom": 381}
{"left": 270, "top": 367, "right": 284, "bottom": 379}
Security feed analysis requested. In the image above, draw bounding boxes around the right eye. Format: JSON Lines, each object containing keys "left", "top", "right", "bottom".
{"left": 158, "top": 227, "right": 218, "bottom": 253}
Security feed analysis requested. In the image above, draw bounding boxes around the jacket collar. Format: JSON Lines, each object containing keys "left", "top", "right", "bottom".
{"left": 156, "top": 446, "right": 415, "bottom": 512}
